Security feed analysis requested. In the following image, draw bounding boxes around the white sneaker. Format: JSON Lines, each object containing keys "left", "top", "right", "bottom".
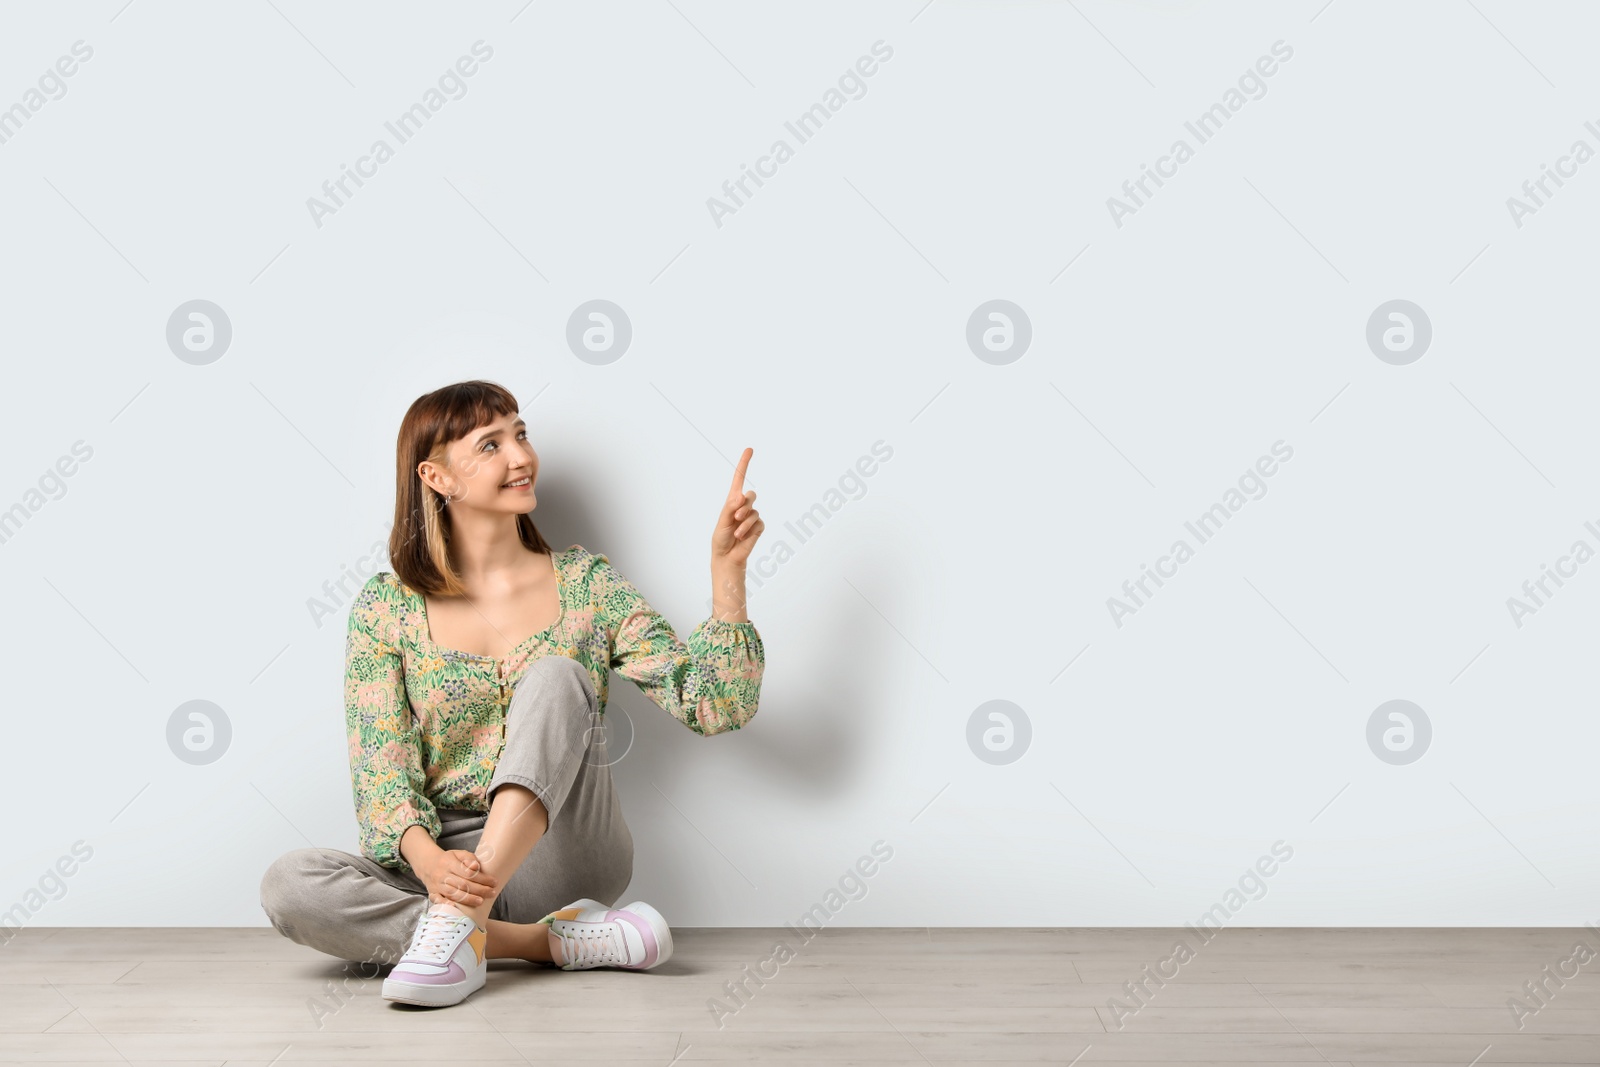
{"left": 380, "top": 903, "right": 487, "bottom": 1007}
{"left": 542, "top": 899, "right": 673, "bottom": 971}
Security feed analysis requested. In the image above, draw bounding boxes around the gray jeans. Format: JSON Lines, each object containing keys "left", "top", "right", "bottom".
{"left": 259, "top": 654, "right": 634, "bottom": 966}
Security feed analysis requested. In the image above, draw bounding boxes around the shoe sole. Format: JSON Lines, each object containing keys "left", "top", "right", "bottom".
{"left": 616, "top": 900, "right": 673, "bottom": 969}
{"left": 381, "top": 969, "right": 485, "bottom": 1007}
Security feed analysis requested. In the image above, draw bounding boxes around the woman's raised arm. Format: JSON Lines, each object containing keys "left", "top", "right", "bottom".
{"left": 593, "top": 552, "right": 765, "bottom": 736}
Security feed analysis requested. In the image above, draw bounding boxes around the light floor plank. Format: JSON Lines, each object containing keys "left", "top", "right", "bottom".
{"left": 1, "top": 927, "right": 1595, "bottom": 1064}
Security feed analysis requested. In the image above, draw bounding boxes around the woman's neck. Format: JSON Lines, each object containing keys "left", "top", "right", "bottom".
{"left": 447, "top": 512, "right": 533, "bottom": 588}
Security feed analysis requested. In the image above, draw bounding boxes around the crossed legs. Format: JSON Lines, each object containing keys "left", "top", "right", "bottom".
{"left": 261, "top": 655, "right": 634, "bottom": 969}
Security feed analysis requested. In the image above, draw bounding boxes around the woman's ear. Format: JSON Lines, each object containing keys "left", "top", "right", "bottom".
{"left": 416, "top": 460, "right": 448, "bottom": 499}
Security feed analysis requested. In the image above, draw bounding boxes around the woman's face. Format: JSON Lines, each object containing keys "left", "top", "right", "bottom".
{"left": 425, "top": 411, "right": 538, "bottom": 513}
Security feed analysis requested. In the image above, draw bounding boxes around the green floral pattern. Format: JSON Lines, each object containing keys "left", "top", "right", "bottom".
{"left": 343, "top": 544, "right": 765, "bottom": 872}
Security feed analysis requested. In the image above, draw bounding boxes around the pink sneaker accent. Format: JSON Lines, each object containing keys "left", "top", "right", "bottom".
{"left": 608, "top": 909, "right": 661, "bottom": 968}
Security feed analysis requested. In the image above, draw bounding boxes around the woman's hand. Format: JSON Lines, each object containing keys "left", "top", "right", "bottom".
{"left": 712, "top": 447, "right": 764, "bottom": 568}
{"left": 416, "top": 848, "right": 499, "bottom": 908}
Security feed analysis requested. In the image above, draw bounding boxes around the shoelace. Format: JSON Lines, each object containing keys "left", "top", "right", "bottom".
{"left": 404, "top": 908, "right": 473, "bottom": 964}
{"left": 556, "top": 920, "right": 625, "bottom": 967}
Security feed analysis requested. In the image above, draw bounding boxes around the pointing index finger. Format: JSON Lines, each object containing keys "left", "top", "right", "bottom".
{"left": 728, "top": 447, "right": 753, "bottom": 499}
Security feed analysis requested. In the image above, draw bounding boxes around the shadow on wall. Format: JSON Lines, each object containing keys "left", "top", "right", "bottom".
{"left": 521, "top": 469, "right": 605, "bottom": 574}
{"left": 604, "top": 541, "right": 910, "bottom": 914}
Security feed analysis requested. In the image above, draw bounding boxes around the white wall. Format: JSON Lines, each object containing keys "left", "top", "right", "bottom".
{"left": 2, "top": 0, "right": 1596, "bottom": 929}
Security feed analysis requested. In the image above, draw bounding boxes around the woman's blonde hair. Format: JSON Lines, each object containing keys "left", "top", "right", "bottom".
{"left": 389, "top": 379, "right": 552, "bottom": 597}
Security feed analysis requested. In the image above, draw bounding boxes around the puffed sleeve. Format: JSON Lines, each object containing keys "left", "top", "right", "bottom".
{"left": 344, "top": 575, "right": 440, "bottom": 873}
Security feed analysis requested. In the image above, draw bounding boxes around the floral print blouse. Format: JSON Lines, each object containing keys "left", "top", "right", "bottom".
{"left": 343, "top": 544, "right": 765, "bottom": 873}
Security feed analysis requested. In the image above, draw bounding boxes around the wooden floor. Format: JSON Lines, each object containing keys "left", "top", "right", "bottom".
{"left": 2, "top": 926, "right": 1598, "bottom": 1064}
